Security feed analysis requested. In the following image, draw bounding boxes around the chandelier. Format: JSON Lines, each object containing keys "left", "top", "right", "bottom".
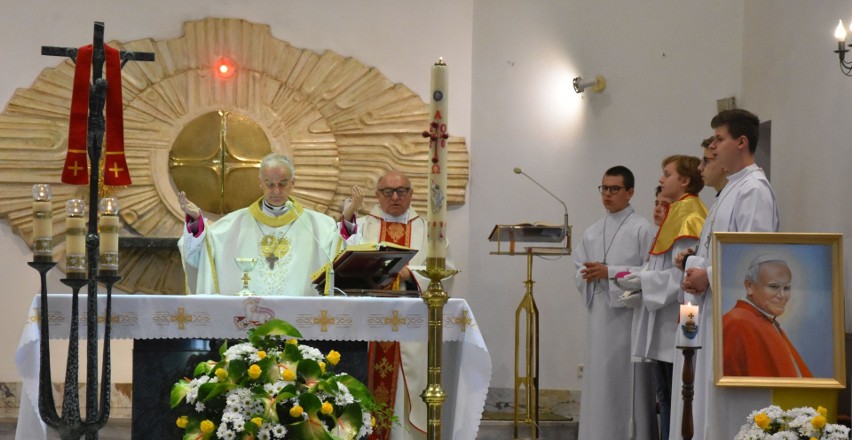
{"left": 834, "top": 20, "right": 852, "bottom": 76}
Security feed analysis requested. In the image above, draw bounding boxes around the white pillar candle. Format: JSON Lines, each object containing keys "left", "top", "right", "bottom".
{"left": 426, "top": 58, "right": 449, "bottom": 265}
{"left": 31, "top": 184, "right": 53, "bottom": 261}
{"left": 98, "top": 197, "right": 120, "bottom": 273}
{"left": 679, "top": 302, "right": 700, "bottom": 346}
{"left": 65, "top": 199, "right": 86, "bottom": 278}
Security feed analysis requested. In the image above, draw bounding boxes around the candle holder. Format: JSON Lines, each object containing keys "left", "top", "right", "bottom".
{"left": 28, "top": 21, "right": 150, "bottom": 440}
{"left": 676, "top": 344, "right": 702, "bottom": 440}
{"left": 32, "top": 184, "right": 54, "bottom": 263}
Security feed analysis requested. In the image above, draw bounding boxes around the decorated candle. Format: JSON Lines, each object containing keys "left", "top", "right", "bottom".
{"left": 31, "top": 184, "right": 53, "bottom": 262}
{"left": 425, "top": 58, "right": 449, "bottom": 266}
{"left": 65, "top": 199, "right": 86, "bottom": 278}
{"left": 679, "top": 302, "right": 700, "bottom": 346}
{"left": 98, "top": 197, "right": 119, "bottom": 273}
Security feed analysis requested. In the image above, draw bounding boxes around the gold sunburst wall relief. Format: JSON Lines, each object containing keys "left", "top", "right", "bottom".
{"left": 0, "top": 17, "right": 470, "bottom": 294}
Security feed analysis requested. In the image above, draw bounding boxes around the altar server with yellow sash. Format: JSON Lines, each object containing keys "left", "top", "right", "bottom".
{"left": 616, "top": 155, "right": 706, "bottom": 440}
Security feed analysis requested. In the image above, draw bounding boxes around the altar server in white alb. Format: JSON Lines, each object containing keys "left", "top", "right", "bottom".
{"left": 672, "top": 109, "right": 779, "bottom": 440}
{"left": 574, "top": 165, "right": 657, "bottom": 440}
{"left": 178, "top": 153, "right": 345, "bottom": 296}
{"left": 341, "top": 170, "right": 452, "bottom": 440}
{"left": 616, "top": 155, "right": 706, "bottom": 440}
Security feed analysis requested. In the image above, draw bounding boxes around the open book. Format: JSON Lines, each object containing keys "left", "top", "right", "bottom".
{"left": 311, "top": 242, "right": 418, "bottom": 294}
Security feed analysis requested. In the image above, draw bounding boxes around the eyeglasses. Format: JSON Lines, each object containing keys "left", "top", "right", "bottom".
{"left": 377, "top": 187, "right": 411, "bottom": 197}
{"left": 598, "top": 185, "right": 627, "bottom": 194}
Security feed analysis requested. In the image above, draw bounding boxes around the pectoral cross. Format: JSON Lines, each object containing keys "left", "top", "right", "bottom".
{"left": 266, "top": 255, "right": 278, "bottom": 270}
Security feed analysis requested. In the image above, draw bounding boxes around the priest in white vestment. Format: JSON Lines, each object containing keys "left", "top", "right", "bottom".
{"left": 672, "top": 109, "right": 779, "bottom": 440}
{"left": 341, "top": 170, "right": 452, "bottom": 440}
{"left": 574, "top": 166, "right": 657, "bottom": 440}
{"left": 178, "top": 153, "right": 344, "bottom": 296}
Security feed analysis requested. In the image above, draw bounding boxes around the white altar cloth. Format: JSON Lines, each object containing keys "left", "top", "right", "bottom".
{"left": 15, "top": 294, "right": 491, "bottom": 440}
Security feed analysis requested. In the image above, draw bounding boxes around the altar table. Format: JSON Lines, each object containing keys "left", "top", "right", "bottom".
{"left": 15, "top": 294, "right": 490, "bottom": 440}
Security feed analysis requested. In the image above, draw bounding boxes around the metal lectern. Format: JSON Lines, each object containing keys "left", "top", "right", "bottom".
{"left": 488, "top": 224, "right": 570, "bottom": 440}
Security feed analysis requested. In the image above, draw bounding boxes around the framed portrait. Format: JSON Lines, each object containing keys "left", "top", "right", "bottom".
{"left": 712, "top": 232, "right": 845, "bottom": 388}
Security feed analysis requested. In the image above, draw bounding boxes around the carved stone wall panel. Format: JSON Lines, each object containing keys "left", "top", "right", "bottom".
{"left": 0, "top": 17, "right": 469, "bottom": 294}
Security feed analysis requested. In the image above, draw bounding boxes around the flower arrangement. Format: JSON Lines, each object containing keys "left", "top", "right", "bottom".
{"left": 734, "top": 405, "right": 850, "bottom": 440}
{"left": 170, "top": 319, "right": 382, "bottom": 440}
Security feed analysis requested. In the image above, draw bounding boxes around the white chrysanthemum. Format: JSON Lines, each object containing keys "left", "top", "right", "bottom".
{"left": 334, "top": 383, "right": 354, "bottom": 406}
{"left": 358, "top": 410, "right": 373, "bottom": 438}
{"left": 194, "top": 401, "right": 205, "bottom": 412}
{"left": 216, "top": 423, "right": 236, "bottom": 439}
{"left": 224, "top": 342, "right": 258, "bottom": 362}
{"left": 767, "top": 431, "right": 798, "bottom": 440}
{"left": 298, "top": 345, "right": 324, "bottom": 362}
{"left": 185, "top": 375, "right": 215, "bottom": 403}
{"left": 264, "top": 380, "right": 288, "bottom": 396}
{"left": 271, "top": 423, "right": 287, "bottom": 437}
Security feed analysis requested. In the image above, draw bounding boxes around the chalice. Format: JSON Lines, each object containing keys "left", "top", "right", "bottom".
{"left": 235, "top": 257, "right": 258, "bottom": 296}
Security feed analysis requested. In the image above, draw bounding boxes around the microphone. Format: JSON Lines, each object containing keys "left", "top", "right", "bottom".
{"left": 291, "top": 203, "right": 346, "bottom": 296}
{"left": 513, "top": 167, "right": 571, "bottom": 247}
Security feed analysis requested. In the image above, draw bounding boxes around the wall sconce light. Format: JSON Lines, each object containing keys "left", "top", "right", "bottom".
{"left": 572, "top": 75, "right": 606, "bottom": 94}
{"left": 833, "top": 20, "right": 852, "bottom": 76}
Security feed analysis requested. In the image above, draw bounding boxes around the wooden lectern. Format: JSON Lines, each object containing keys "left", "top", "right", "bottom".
{"left": 488, "top": 223, "right": 571, "bottom": 440}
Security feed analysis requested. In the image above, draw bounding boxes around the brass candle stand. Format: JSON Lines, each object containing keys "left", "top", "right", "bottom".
{"left": 417, "top": 258, "right": 459, "bottom": 440}
{"left": 29, "top": 21, "right": 153, "bottom": 439}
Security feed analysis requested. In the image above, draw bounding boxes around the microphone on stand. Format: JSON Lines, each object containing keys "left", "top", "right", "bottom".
{"left": 513, "top": 167, "right": 571, "bottom": 247}
{"left": 292, "top": 205, "right": 345, "bottom": 296}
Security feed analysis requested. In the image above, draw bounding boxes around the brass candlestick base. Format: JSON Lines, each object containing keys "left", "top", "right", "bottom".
{"left": 416, "top": 261, "right": 459, "bottom": 440}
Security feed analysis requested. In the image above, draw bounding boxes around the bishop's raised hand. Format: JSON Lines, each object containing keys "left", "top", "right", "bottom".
{"left": 178, "top": 191, "right": 202, "bottom": 220}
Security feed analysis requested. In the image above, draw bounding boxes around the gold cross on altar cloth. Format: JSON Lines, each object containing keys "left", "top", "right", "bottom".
{"left": 384, "top": 310, "right": 406, "bottom": 332}
{"left": 312, "top": 310, "right": 335, "bottom": 332}
{"left": 450, "top": 310, "right": 471, "bottom": 332}
{"left": 170, "top": 307, "right": 193, "bottom": 330}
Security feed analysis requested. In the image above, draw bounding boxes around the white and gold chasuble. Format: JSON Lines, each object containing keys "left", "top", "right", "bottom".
{"left": 180, "top": 198, "right": 341, "bottom": 296}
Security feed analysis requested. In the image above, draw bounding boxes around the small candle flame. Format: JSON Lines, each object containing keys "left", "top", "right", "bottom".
{"left": 836, "top": 20, "right": 847, "bottom": 41}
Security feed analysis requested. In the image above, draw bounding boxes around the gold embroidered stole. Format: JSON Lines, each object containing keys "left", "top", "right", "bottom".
{"left": 369, "top": 217, "right": 413, "bottom": 440}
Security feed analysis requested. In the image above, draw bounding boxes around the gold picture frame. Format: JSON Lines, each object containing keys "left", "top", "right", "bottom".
{"left": 712, "top": 232, "right": 845, "bottom": 388}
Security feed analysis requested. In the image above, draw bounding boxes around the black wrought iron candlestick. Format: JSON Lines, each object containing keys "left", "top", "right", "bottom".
{"left": 29, "top": 21, "right": 153, "bottom": 440}
{"left": 677, "top": 319, "right": 701, "bottom": 440}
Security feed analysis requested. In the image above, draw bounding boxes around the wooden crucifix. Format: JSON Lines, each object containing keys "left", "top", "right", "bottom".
{"left": 38, "top": 21, "right": 154, "bottom": 440}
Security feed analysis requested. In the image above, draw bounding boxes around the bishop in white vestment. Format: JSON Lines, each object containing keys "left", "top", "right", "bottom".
{"left": 178, "top": 153, "right": 343, "bottom": 296}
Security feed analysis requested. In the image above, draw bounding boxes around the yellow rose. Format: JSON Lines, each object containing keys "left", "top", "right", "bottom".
{"left": 257, "top": 350, "right": 267, "bottom": 359}
{"left": 290, "top": 404, "right": 304, "bottom": 417}
{"left": 319, "top": 361, "right": 327, "bottom": 373}
{"left": 812, "top": 415, "right": 827, "bottom": 429}
{"left": 200, "top": 419, "right": 215, "bottom": 434}
{"left": 371, "top": 416, "right": 376, "bottom": 427}
{"left": 754, "top": 413, "right": 770, "bottom": 430}
{"left": 251, "top": 417, "right": 264, "bottom": 427}
{"left": 282, "top": 368, "right": 296, "bottom": 381}
{"left": 175, "top": 416, "right": 188, "bottom": 428}
{"left": 817, "top": 406, "right": 828, "bottom": 417}
{"left": 321, "top": 401, "right": 334, "bottom": 415}
{"left": 248, "top": 364, "right": 262, "bottom": 380}
{"left": 287, "top": 338, "right": 298, "bottom": 346}
{"left": 215, "top": 368, "right": 228, "bottom": 381}
{"left": 326, "top": 350, "right": 341, "bottom": 366}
